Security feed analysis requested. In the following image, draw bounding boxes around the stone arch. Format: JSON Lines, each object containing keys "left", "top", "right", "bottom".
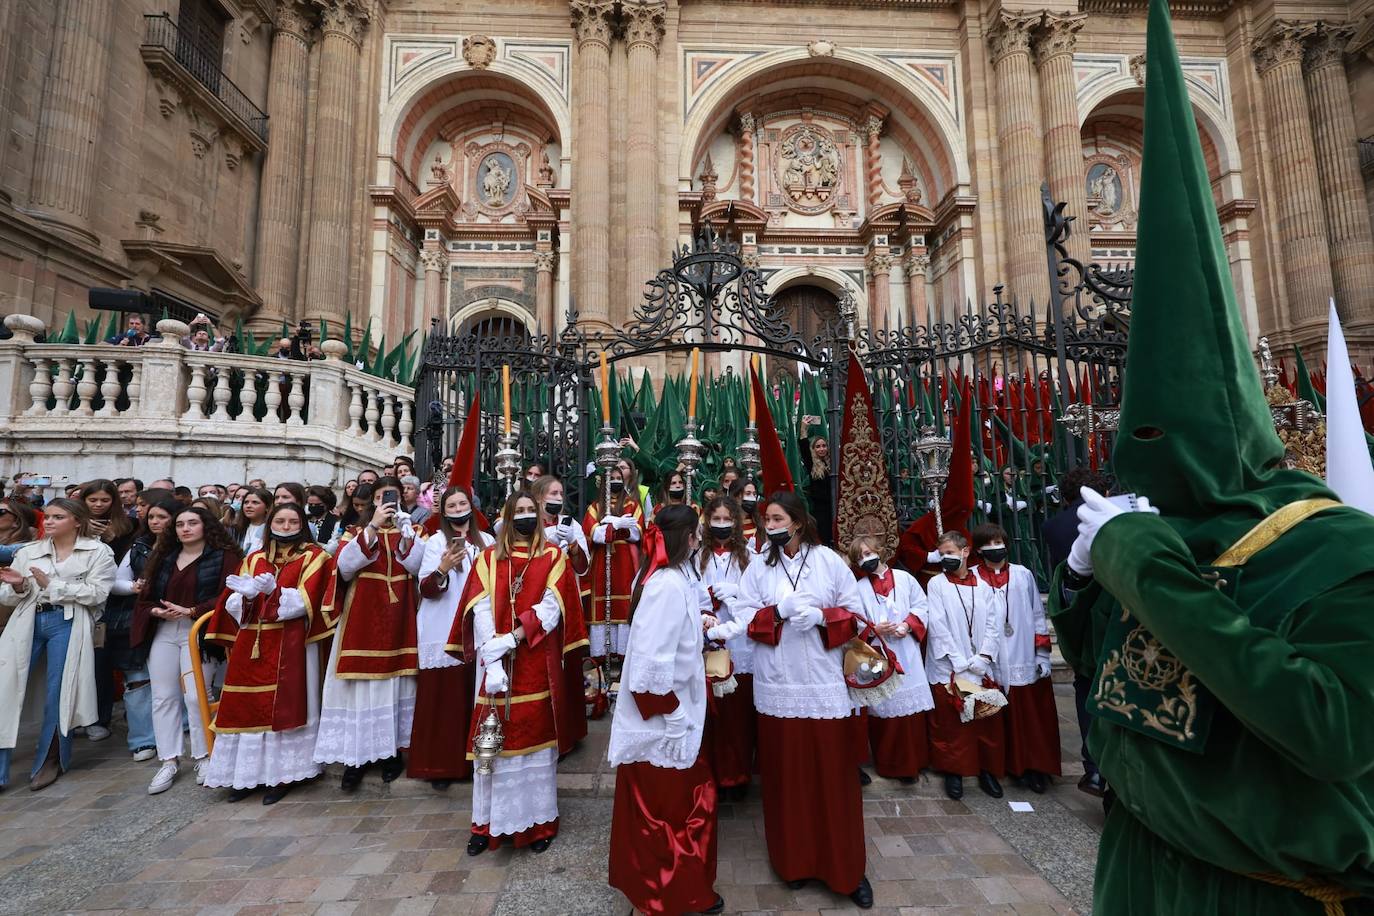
{"left": 1078, "top": 74, "right": 1240, "bottom": 178}
{"left": 448, "top": 297, "right": 532, "bottom": 334}
{"left": 679, "top": 47, "right": 970, "bottom": 199}
{"left": 765, "top": 264, "right": 862, "bottom": 301}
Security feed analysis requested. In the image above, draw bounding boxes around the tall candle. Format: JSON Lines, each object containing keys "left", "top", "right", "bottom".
{"left": 599, "top": 351, "right": 611, "bottom": 422}
{"left": 748, "top": 355, "right": 757, "bottom": 424}
{"left": 687, "top": 347, "right": 699, "bottom": 421}
{"left": 502, "top": 364, "right": 511, "bottom": 435}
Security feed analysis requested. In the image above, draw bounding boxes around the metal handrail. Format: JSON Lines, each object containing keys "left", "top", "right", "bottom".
{"left": 142, "top": 14, "right": 268, "bottom": 142}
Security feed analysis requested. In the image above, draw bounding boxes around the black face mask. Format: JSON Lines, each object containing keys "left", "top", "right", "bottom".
{"left": 709, "top": 524, "right": 733, "bottom": 541}
{"left": 446, "top": 512, "right": 472, "bottom": 528}
{"left": 307, "top": 504, "right": 326, "bottom": 517}
{"left": 980, "top": 546, "right": 1008, "bottom": 564}
{"left": 512, "top": 515, "right": 539, "bottom": 537}
{"left": 859, "top": 556, "right": 880, "bottom": 574}
{"left": 609, "top": 480, "right": 626, "bottom": 494}
{"left": 668, "top": 487, "right": 685, "bottom": 498}
{"left": 544, "top": 501, "right": 563, "bottom": 518}
{"left": 766, "top": 527, "right": 792, "bottom": 547}
{"left": 272, "top": 529, "right": 305, "bottom": 543}
{"left": 741, "top": 498, "right": 758, "bottom": 512}
{"left": 939, "top": 555, "right": 963, "bottom": 574}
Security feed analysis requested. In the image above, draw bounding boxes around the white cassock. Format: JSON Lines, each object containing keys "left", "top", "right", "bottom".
{"left": 854, "top": 569, "right": 935, "bottom": 718}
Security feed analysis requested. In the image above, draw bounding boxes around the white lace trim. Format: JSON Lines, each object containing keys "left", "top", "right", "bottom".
{"left": 417, "top": 643, "right": 459, "bottom": 670}
{"left": 752, "top": 680, "right": 854, "bottom": 719}
{"left": 866, "top": 678, "right": 935, "bottom": 718}
{"left": 202, "top": 724, "right": 322, "bottom": 789}
{"left": 471, "top": 748, "right": 559, "bottom": 836}
{"left": 622, "top": 660, "right": 675, "bottom": 695}
{"left": 606, "top": 725, "right": 703, "bottom": 771}
{"left": 313, "top": 676, "right": 418, "bottom": 766}
{"left": 588, "top": 623, "right": 630, "bottom": 657}
{"left": 997, "top": 662, "right": 1041, "bottom": 687}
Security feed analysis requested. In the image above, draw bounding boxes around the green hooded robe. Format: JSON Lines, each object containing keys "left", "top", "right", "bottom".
{"left": 1049, "top": 2, "right": 1374, "bottom": 913}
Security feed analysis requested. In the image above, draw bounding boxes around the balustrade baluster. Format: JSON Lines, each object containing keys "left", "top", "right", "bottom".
{"left": 210, "top": 365, "right": 232, "bottom": 420}
{"left": 76, "top": 357, "right": 98, "bottom": 416}
{"left": 397, "top": 398, "right": 413, "bottom": 452}
{"left": 51, "top": 359, "right": 74, "bottom": 416}
{"left": 263, "top": 369, "right": 283, "bottom": 424}
{"left": 380, "top": 394, "right": 397, "bottom": 446}
{"left": 184, "top": 361, "right": 208, "bottom": 419}
{"left": 127, "top": 361, "right": 142, "bottom": 414}
{"left": 286, "top": 371, "right": 306, "bottom": 426}
{"left": 347, "top": 382, "right": 364, "bottom": 435}
{"left": 365, "top": 388, "right": 381, "bottom": 442}
{"left": 26, "top": 357, "right": 52, "bottom": 416}
{"left": 97, "top": 358, "right": 122, "bottom": 417}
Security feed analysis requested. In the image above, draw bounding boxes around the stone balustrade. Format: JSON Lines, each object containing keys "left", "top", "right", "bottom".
{"left": 0, "top": 316, "right": 414, "bottom": 489}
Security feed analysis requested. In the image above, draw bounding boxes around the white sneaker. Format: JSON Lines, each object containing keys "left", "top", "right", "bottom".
{"left": 194, "top": 760, "right": 209, "bottom": 785}
{"left": 132, "top": 747, "right": 156, "bottom": 762}
{"left": 148, "top": 761, "right": 178, "bottom": 795}
{"left": 86, "top": 725, "right": 112, "bottom": 742}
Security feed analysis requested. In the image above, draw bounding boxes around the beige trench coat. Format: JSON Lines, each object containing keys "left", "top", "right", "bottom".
{"left": 0, "top": 537, "right": 116, "bottom": 749}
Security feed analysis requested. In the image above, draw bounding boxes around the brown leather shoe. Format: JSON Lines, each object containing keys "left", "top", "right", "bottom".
{"left": 29, "top": 756, "right": 60, "bottom": 791}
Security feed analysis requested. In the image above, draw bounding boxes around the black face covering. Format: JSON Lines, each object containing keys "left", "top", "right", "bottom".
{"left": 306, "top": 503, "right": 326, "bottom": 517}
{"left": 939, "top": 555, "right": 963, "bottom": 573}
{"left": 766, "top": 527, "right": 792, "bottom": 547}
{"left": 609, "top": 480, "right": 626, "bottom": 495}
{"left": 446, "top": 512, "right": 472, "bottom": 527}
{"left": 741, "top": 498, "right": 758, "bottom": 512}
{"left": 859, "top": 556, "right": 880, "bottom": 574}
{"left": 709, "top": 524, "right": 733, "bottom": 541}
{"left": 512, "top": 515, "right": 539, "bottom": 537}
{"left": 272, "top": 529, "right": 306, "bottom": 543}
{"left": 668, "top": 487, "right": 685, "bottom": 499}
{"left": 980, "top": 546, "right": 1008, "bottom": 564}
{"left": 544, "top": 501, "right": 563, "bottom": 518}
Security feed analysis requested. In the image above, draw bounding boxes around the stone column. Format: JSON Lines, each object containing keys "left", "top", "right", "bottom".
{"left": 570, "top": 0, "right": 616, "bottom": 326}
{"left": 1253, "top": 21, "right": 1336, "bottom": 334}
{"left": 535, "top": 250, "right": 558, "bottom": 333}
{"left": 302, "top": 0, "right": 368, "bottom": 327}
{"left": 252, "top": 3, "right": 315, "bottom": 332}
{"left": 420, "top": 247, "right": 447, "bottom": 328}
{"left": 863, "top": 114, "right": 884, "bottom": 213}
{"left": 866, "top": 249, "right": 893, "bottom": 330}
{"left": 622, "top": 0, "right": 666, "bottom": 323}
{"left": 905, "top": 249, "right": 930, "bottom": 323}
{"left": 737, "top": 112, "right": 756, "bottom": 202}
{"left": 1034, "top": 12, "right": 1090, "bottom": 267}
{"left": 1303, "top": 23, "right": 1374, "bottom": 327}
{"left": 27, "top": 0, "right": 114, "bottom": 242}
{"left": 989, "top": 12, "right": 1048, "bottom": 307}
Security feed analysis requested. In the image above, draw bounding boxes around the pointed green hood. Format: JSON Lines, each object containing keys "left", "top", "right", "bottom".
{"left": 1113, "top": 0, "right": 1331, "bottom": 557}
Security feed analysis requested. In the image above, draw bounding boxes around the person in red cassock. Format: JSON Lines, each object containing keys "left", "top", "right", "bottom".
{"left": 314, "top": 477, "right": 423, "bottom": 791}
{"left": 738, "top": 491, "right": 874, "bottom": 910}
{"left": 609, "top": 505, "right": 722, "bottom": 915}
{"left": 450, "top": 491, "right": 581, "bottom": 856}
{"left": 582, "top": 464, "right": 643, "bottom": 716}
{"left": 531, "top": 474, "right": 591, "bottom": 752}
{"left": 202, "top": 503, "right": 336, "bottom": 804}
{"left": 970, "top": 523, "right": 1059, "bottom": 793}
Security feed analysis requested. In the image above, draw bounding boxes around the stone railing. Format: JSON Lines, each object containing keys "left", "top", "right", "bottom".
{"left": 0, "top": 316, "right": 414, "bottom": 489}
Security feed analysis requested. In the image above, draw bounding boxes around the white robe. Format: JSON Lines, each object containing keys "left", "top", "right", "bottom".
{"left": 976, "top": 563, "right": 1049, "bottom": 687}
{"left": 609, "top": 565, "right": 708, "bottom": 769}
{"left": 737, "top": 545, "right": 861, "bottom": 720}
{"left": 415, "top": 529, "right": 492, "bottom": 670}
{"left": 699, "top": 548, "right": 753, "bottom": 674}
{"left": 924, "top": 573, "right": 1001, "bottom": 685}
{"left": 854, "top": 570, "right": 935, "bottom": 718}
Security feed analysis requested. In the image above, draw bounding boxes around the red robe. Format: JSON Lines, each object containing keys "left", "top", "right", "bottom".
{"left": 581, "top": 499, "right": 644, "bottom": 646}
{"left": 205, "top": 543, "right": 336, "bottom": 734}
{"left": 329, "top": 526, "right": 419, "bottom": 678}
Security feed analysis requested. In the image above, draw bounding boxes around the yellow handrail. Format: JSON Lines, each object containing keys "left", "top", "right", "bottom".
{"left": 188, "top": 610, "right": 219, "bottom": 755}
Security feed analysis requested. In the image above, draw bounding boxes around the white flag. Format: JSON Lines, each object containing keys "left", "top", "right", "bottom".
{"left": 1324, "top": 300, "right": 1374, "bottom": 514}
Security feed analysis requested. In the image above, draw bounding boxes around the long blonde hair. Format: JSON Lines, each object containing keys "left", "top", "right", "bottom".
{"left": 494, "top": 491, "right": 547, "bottom": 561}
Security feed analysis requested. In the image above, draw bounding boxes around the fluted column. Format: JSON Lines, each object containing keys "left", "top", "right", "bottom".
{"left": 252, "top": 3, "right": 315, "bottom": 332}
{"left": 27, "top": 0, "right": 114, "bottom": 242}
{"left": 622, "top": 0, "right": 665, "bottom": 323}
{"left": 989, "top": 12, "right": 1048, "bottom": 307}
{"left": 303, "top": 0, "right": 368, "bottom": 327}
{"left": 420, "top": 247, "right": 447, "bottom": 328}
{"left": 1253, "top": 21, "right": 1336, "bottom": 334}
{"left": 571, "top": 0, "right": 616, "bottom": 326}
{"left": 866, "top": 250, "right": 893, "bottom": 330}
{"left": 864, "top": 114, "right": 884, "bottom": 213}
{"left": 1303, "top": 23, "right": 1374, "bottom": 327}
{"left": 1035, "top": 12, "right": 1090, "bottom": 267}
{"left": 736, "top": 112, "right": 756, "bottom": 202}
{"left": 905, "top": 249, "right": 930, "bottom": 323}
{"left": 535, "top": 250, "right": 558, "bottom": 334}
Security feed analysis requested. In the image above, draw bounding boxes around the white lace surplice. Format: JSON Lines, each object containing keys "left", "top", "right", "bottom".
{"left": 471, "top": 747, "right": 559, "bottom": 837}
{"left": 202, "top": 646, "right": 322, "bottom": 789}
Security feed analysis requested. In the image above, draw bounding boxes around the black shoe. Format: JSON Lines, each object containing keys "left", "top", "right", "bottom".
{"left": 467, "top": 833, "right": 489, "bottom": 856}
{"left": 730, "top": 784, "right": 749, "bottom": 802}
{"left": 858, "top": 767, "right": 872, "bottom": 786}
{"left": 700, "top": 894, "right": 725, "bottom": 914}
{"left": 978, "top": 770, "right": 1003, "bottom": 798}
{"left": 849, "top": 876, "right": 874, "bottom": 909}
{"left": 1078, "top": 771, "right": 1107, "bottom": 797}
{"left": 530, "top": 837, "right": 553, "bottom": 853}
{"left": 226, "top": 786, "right": 256, "bottom": 803}
{"left": 1026, "top": 770, "right": 1049, "bottom": 794}
{"left": 430, "top": 779, "right": 453, "bottom": 791}
{"left": 899, "top": 776, "right": 917, "bottom": 785}
{"left": 262, "top": 784, "right": 291, "bottom": 805}
{"left": 944, "top": 774, "right": 963, "bottom": 800}
{"left": 380, "top": 755, "right": 404, "bottom": 783}
{"left": 340, "top": 766, "right": 364, "bottom": 792}
{"left": 786, "top": 879, "right": 806, "bottom": 890}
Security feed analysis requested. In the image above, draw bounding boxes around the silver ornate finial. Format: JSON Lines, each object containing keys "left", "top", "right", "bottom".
{"left": 1257, "top": 336, "right": 1279, "bottom": 391}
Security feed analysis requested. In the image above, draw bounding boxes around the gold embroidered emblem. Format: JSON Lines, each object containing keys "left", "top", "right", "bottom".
{"left": 835, "top": 389, "right": 898, "bottom": 555}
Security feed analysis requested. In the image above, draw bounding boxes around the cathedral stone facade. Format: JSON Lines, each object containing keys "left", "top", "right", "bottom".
{"left": 2, "top": 0, "right": 1373, "bottom": 356}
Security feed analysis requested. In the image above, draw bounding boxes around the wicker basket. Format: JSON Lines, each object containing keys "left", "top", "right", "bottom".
{"left": 947, "top": 676, "right": 1007, "bottom": 723}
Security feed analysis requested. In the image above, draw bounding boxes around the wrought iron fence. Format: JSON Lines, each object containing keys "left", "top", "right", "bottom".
{"left": 142, "top": 14, "right": 268, "bottom": 142}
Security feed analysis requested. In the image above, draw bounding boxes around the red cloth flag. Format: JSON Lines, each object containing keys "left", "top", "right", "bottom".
{"left": 750, "top": 363, "right": 795, "bottom": 495}
{"left": 896, "top": 376, "right": 975, "bottom": 573}
{"left": 425, "top": 391, "right": 490, "bottom": 534}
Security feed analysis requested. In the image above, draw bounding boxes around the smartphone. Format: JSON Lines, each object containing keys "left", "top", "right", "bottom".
{"left": 19, "top": 476, "right": 50, "bottom": 488}
{"left": 381, "top": 491, "right": 400, "bottom": 507}
{"left": 1107, "top": 493, "right": 1139, "bottom": 512}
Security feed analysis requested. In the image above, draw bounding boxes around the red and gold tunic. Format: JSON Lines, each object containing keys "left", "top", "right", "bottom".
{"left": 447, "top": 543, "right": 582, "bottom": 757}
{"left": 206, "top": 542, "right": 336, "bottom": 734}
{"left": 581, "top": 499, "right": 644, "bottom": 627}
{"left": 329, "top": 525, "right": 420, "bottom": 679}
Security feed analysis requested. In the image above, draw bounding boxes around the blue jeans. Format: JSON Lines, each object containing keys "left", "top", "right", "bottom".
{"left": 121, "top": 665, "right": 156, "bottom": 752}
{"left": 0, "top": 610, "right": 75, "bottom": 786}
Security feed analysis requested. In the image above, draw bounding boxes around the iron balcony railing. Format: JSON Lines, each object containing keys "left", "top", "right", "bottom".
{"left": 142, "top": 14, "right": 268, "bottom": 142}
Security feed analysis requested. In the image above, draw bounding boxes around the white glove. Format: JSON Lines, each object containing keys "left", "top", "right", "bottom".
{"left": 706, "top": 618, "right": 746, "bottom": 641}
{"left": 251, "top": 572, "right": 278, "bottom": 595}
{"left": 622, "top": 519, "right": 642, "bottom": 540}
{"left": 277, "top": 587, "right": 307, "bottom": 621}
{"left": 788, "top": 604, "right": 825, "bottom": 631}
{"left": 1035, "top": 655, "right": 1053, "bottom": 679}
{"left": 606, "top": 514, "right": 628, "bottom": 531}
{"left": 592, "top": 523, "right": 612, "bottom": 545}
{"left": 225, "top": 574, "right": 261, "bottom": 598}
{"left": 926, "top": 549, "right": 943, "bottom": 565}
{"left": 659, "top": 706, "right": 692, "bottom": 763}
{"left": 398, "top": 515, "right": 416, "bottom": 540}
{"left": 480, "top": 632, "right": 518, "bottom": 666}
{"left": 224, "top": 592, "right": 246, "bottom": 623}
{"left": 483, "top": 662, "right": 509, "bottom": 695}
{"left": 966, "top": 655, "right": 990, "bottom": 678}
{"left": 776, "top": 591, "right": 817, "bottom": 619}
{"left": 1067, "top": 487, "right": 1159, "bottom": 576}
{"left": 711, "top": 583, "right": 739, "bottom": 602}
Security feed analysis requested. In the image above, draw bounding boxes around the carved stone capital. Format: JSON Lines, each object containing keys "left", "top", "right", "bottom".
{"left": 1253, "top": 20, "right": 1313, "bottom": 76}
{"left": 420, "top": 248, "right": 448, "bottom": 272}
{"left": 622, "top": 0, "right": 666, "bottom": 53}
{"left": 864, "top": 114, "right": 883, "bottom": 142}
{"left": 987, "top": 12, "right": 1039, "bottom": 66}
{"left": 314, "top": 0, "right": 368, "bottom": 46}
{"left": 570, "top": 0, "right": 616, "bottom": 49}
{"left": 535, "top": 250, "right": 558, "bottom": 272}
{"left": 866, "top": 252, "right": 894, "bottom": 276}
{"left": 1304, "top": 21, "right": 1356, "bottom": 73}
{"left": 276, "top": 1, "right": 316, "bottom": 42}
{"left": 904, "top": 251, "right": 930, "bottom": 277}
{"left": 737, "top": 111, "right": 756, "bottom": 134}
{"left": 1034, "top": 12, "right": 1086, "bottom": 66}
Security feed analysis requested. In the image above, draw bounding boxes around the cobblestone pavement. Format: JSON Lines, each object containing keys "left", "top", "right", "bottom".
{"left": 0, "top": 683, "right": 1101, "bottom": 916}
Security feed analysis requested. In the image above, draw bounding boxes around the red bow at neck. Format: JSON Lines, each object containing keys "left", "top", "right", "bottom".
{"left": 639, "top": 523, "right": 670, "bottom": 584}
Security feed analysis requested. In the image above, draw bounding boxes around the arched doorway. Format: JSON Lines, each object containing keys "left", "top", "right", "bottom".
{"left": 455, "top": 311, "right": 530, "bottom": 345}
{"left": 775, "top": 284, "right": 839, "bottom": 345}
